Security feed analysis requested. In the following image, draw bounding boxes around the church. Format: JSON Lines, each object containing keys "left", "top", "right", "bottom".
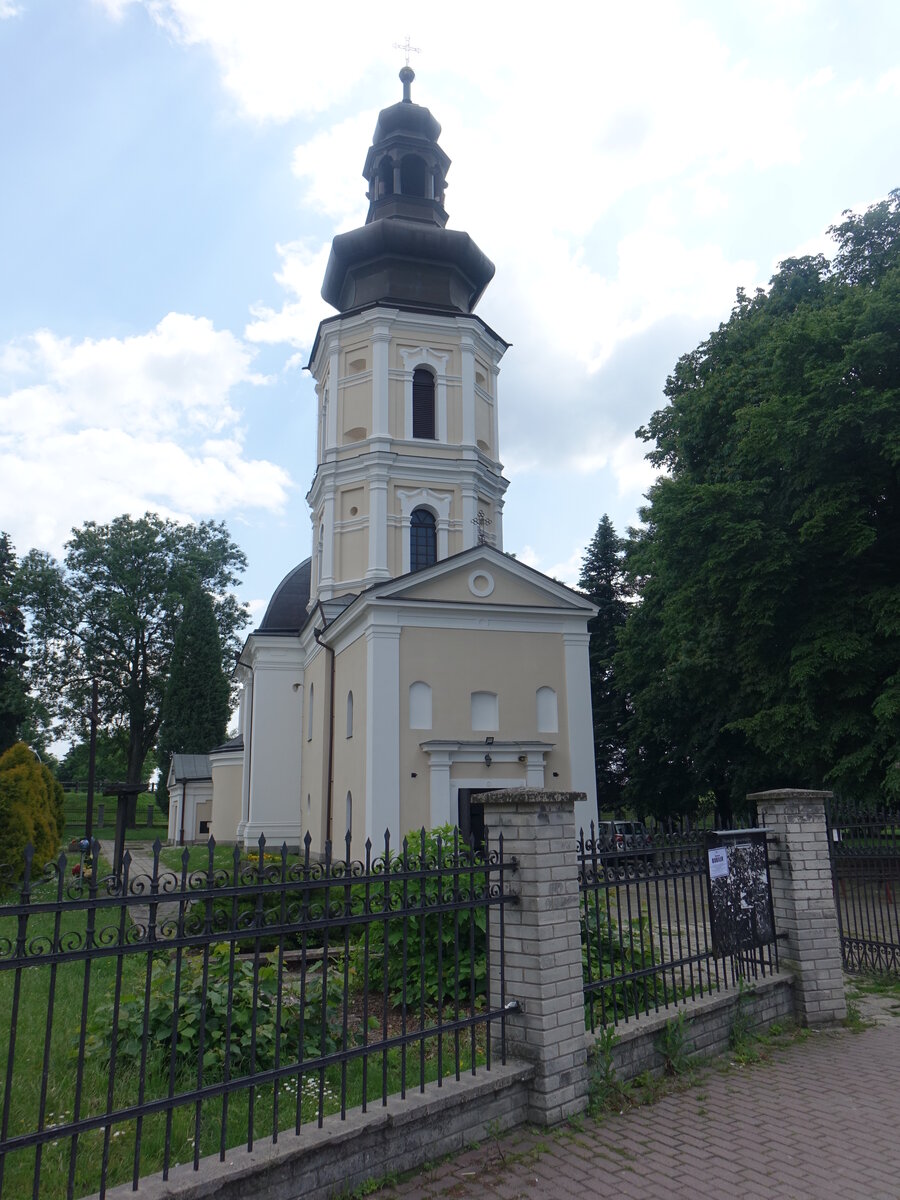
{"left": 202, "top": 68, "right": 598, "bottom": 855}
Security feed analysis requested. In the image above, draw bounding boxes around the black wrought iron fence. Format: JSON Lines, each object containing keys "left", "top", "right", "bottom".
{"left": 0, "top": 828, "right": 516, "bottom": 1200}
{"left": 826, "top": 798, "right": 900, "bottom": 973}
{"left": 578, "top": 821, "right": 779, "bottom": 1032}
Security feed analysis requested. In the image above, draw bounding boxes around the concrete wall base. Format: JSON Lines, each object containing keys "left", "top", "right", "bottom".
{"left": 589, "top": 972, "right": 796, "bottom": 1082}
{"left": 97, "top": 1063, "right": 533, "bottom": 1200}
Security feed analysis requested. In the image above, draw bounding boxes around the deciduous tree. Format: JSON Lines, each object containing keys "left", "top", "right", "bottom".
{"left": 618, "top": 190, "right": 900, "bottom": 817}
{"left": 0, "top": 533, "right": 28, "bottom": 755}
{"left": 20, "top": 513, "right": 247, "bottom": 787}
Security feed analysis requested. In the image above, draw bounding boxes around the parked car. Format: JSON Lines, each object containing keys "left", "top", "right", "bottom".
{"left": 595, "top": 820, "right": 654, "bottom": 863}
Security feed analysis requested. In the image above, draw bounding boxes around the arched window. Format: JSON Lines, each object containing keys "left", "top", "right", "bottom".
{"left": 410, "top": 508, "right": 437, "bottom": 572}
{"left": 409, "top": 681, "right": 433, "bottom": 730}
{"left": 536, "top": 686, "right": 559, "bottom": 734}
{"left": 377, "top": 159, "right": 393, "bottom": 198}
{"left": 346, "top": 690, "right": 354, "bottom": 739}
{"left": 412, "top": 367, "right": 435, "bottom": 439}
{"left": 307, "top": 683, "right": 314, "bottom": 741}
{"left": 401, "top": 154, "right": 427, "bottom": 197}
{"left": 471, "top": 690, "right": 499, "bottom": 732}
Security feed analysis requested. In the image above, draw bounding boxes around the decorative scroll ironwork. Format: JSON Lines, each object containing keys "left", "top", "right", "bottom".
{"left": 577, "top": 819, "right": 779, "bottom": 1033}
{"left": 826, "top": 798, "right": 900, "bottom": 974}
{"left": 0, "top": 828, "right": 516, "bottom": 1199}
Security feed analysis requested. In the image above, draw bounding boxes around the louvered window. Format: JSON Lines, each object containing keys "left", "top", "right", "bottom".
{"left": 412, "top": 368, "right": 436, "bottom": 439}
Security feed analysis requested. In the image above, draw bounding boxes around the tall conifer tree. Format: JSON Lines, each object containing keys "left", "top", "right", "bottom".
{"left": 156, "top": 584, "right": 231, "bottom": 811}
{"left": 578, "top": 515, "right": 629, "bottom": 814}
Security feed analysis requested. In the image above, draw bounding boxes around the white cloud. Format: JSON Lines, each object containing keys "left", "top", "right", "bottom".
{"left": 0, "top": 314, "right": 291, "bottom": 556}
{"left": 0, "top": 1, "right": 21, "bottom": 17}
{"left": 876, "top": 68, "right": 900, "bottom": 95}
{"left": 244, "top": 240, "right": 332, "bottom": 350}
{"left": 545, "top": 547, "right": 586, "bottom": 589}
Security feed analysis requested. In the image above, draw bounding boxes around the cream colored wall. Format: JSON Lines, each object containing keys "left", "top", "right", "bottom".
{"left": 337, "top": 528, "right": 367, "bottom": 582}
{"left": 398, "top": 563, "right": 566, "bottom": 607}
{"left": 340, "top": 485, "right": 367, "bottom": 519}
{"left": 398, "top": 626, "right": 572, "bottom": 825}
{"left": 343, "top": 342, "right": 370, "bottom": 374}
{"left": 475, "top": 395, "right": 491, "bottom": 452}
{"left": 210, "top": 756, "right": 243, "bottom": 843}
{"left": 331, "top": 633, "right": 367, "bottom": 854}
{"left": 299, "top": 645, "right": 330, "bottom": 850}
{"left": 195, "top": 799, "right": 212, "bottom": 837}
{"left": 341, "top": 380, "right": 370, "bottom": 441}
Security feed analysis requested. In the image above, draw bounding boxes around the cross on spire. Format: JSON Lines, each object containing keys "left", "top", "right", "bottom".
{"left": 393, "top": 36, "right": 421, "bottom": 67}
{"left": 472, "top": 510, "right": 494, "bottom": 546}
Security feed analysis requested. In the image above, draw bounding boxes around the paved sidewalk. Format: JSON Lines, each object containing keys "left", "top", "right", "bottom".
{"left": 379, "top": 1021, "right": 900, "bottom": 1200}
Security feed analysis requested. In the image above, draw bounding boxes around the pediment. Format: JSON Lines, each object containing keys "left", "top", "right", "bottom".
{"left": 370, "top": 547, "right": 594, "bottom": 611}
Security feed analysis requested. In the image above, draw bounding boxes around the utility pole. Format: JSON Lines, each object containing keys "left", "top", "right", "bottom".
{"left": 85, "top": 678, "right": 99, "bottom": 840}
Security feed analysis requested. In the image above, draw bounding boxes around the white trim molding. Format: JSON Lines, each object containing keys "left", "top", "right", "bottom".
{"left": 397, "top": 487, "right": 453, "bottom": 572}
{"left": 418, "top": 739, "right": 553, "bottom": 828}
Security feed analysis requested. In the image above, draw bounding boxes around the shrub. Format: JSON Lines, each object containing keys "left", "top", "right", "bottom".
{"left": 85, "top": 944, "right": 344, "bottom": 1076}
{"left": 0, "top": 741, "right": 65, "bottom": 879}
{"left": 349, "top": 826, "right": 487, "bottom": 1011}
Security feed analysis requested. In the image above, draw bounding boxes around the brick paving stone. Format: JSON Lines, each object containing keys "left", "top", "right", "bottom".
{"left": 381, "top": 1021, "right": 900, "bottom": 1199}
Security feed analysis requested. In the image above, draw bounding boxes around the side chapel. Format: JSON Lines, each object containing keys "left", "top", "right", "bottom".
{"left": 206, "top": 69, "right": 597, "bottom": 854}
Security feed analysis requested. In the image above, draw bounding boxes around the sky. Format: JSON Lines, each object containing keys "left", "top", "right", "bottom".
{"left": 1, "top": 0, "right": 898, "bottom": 627}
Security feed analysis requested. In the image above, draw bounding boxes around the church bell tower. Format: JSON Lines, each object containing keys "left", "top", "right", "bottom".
{"left": 306, "top": 68, "right": 510, "bottom": 601}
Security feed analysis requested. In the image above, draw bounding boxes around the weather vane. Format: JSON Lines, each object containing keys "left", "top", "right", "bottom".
{"left": 393, "top": 36, "right": 421, "bottom": 67}
{"left": 472, "top": 510, "right": 493, "bottom": 546}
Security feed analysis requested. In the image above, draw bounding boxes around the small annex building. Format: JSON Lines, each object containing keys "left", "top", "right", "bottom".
{"left": 166, "top": 753, "right": 213, "bottom": 845}
{"left": 216, "top": 69, "right": 598, "bottom": 856}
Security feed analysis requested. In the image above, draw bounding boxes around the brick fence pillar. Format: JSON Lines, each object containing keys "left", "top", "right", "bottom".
{"left": 748, "top": 788, "right": 846, "bottom": 1025}
{"left": 479, "top": 789, "right": 588, "bottom": 1125}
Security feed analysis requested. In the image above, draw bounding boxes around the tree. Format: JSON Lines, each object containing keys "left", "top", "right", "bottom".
{"left": 58, "top": 730, "right": 131, "bottom": 785}
{"left": 0, "top": 741, "right": 65, "bottom": 879}
{"left": 156, "top": 583, "right": 231, "bottom": 812}
{"left": 0, "top": 533, "right": 29, "bottom": 755}
{"left": 19, "top": 513, "right": 247, "bottom": 788}
{"left": 578, "top": 516, "right": 630, "bottom": 813}
{"left": 617, "top": 190, "right": 900, "bottom": 818}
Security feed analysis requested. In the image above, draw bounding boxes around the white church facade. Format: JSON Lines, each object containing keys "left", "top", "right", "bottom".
{"left": 209, "top": 68, "right": 598, "bottom": 854}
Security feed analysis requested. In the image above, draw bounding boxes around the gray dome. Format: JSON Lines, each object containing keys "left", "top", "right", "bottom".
{"left": 258, "top": 558, "right": 311, "bottom": 632}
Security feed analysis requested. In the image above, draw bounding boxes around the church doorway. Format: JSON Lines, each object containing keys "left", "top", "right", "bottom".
{"left": 458, "top": 788, "right": 501, "bottom": 850}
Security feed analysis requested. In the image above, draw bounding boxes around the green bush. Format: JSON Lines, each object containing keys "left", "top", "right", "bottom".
{"left": 348, "top": 826, "right": 487, "bottom": 1011}
{"left": 85, "top": 944, "right": 344, "bottom": 1076}
{"left": 0, "top": 741, "right": 65, "bottom": 879}
{"left": 582, "top": 906, "right": 669, "bottom": 1025}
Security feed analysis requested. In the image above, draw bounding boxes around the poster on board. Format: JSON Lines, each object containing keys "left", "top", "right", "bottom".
{"left": 705, "top": 830, "right": 775, "bottom": 956}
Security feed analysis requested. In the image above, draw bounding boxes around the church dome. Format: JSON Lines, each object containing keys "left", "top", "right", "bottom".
{"left": 258, "top": 558, "right": 311, "bottom": 632}
{"left": 320, "top": 68, "right": 494, "bottom": 315}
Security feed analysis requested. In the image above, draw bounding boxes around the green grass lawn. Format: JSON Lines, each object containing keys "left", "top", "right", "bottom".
{"left": 63, "top": 791, "right": 167, "bottom": 842}
{"left": 0, "top": 876, "right": 489, "bottom": 1200}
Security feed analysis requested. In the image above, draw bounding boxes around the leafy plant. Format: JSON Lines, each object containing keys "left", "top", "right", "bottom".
{"left": 657, "top": 1011, "right": 691, "bottom": 1075}
{"left": 348, "top": 826, "right": 487, "bottom": 1010}
{"left": 85, "top": 944, "right": 344, "bottom": 1076}
{"left": 581, "top": 905, "right": 670, "bottom": 1026}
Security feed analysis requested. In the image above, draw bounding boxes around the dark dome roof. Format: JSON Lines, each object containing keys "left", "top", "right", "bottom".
{"left": 371, "top": 99, "right": 441, "bottom": 146}
{"left": 258, "top": 558, "right": 311, "bottom": 633}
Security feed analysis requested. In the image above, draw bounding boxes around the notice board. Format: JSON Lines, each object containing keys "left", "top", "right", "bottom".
{"left": 705, "top": 829, "right": 775, "bottom": 956}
